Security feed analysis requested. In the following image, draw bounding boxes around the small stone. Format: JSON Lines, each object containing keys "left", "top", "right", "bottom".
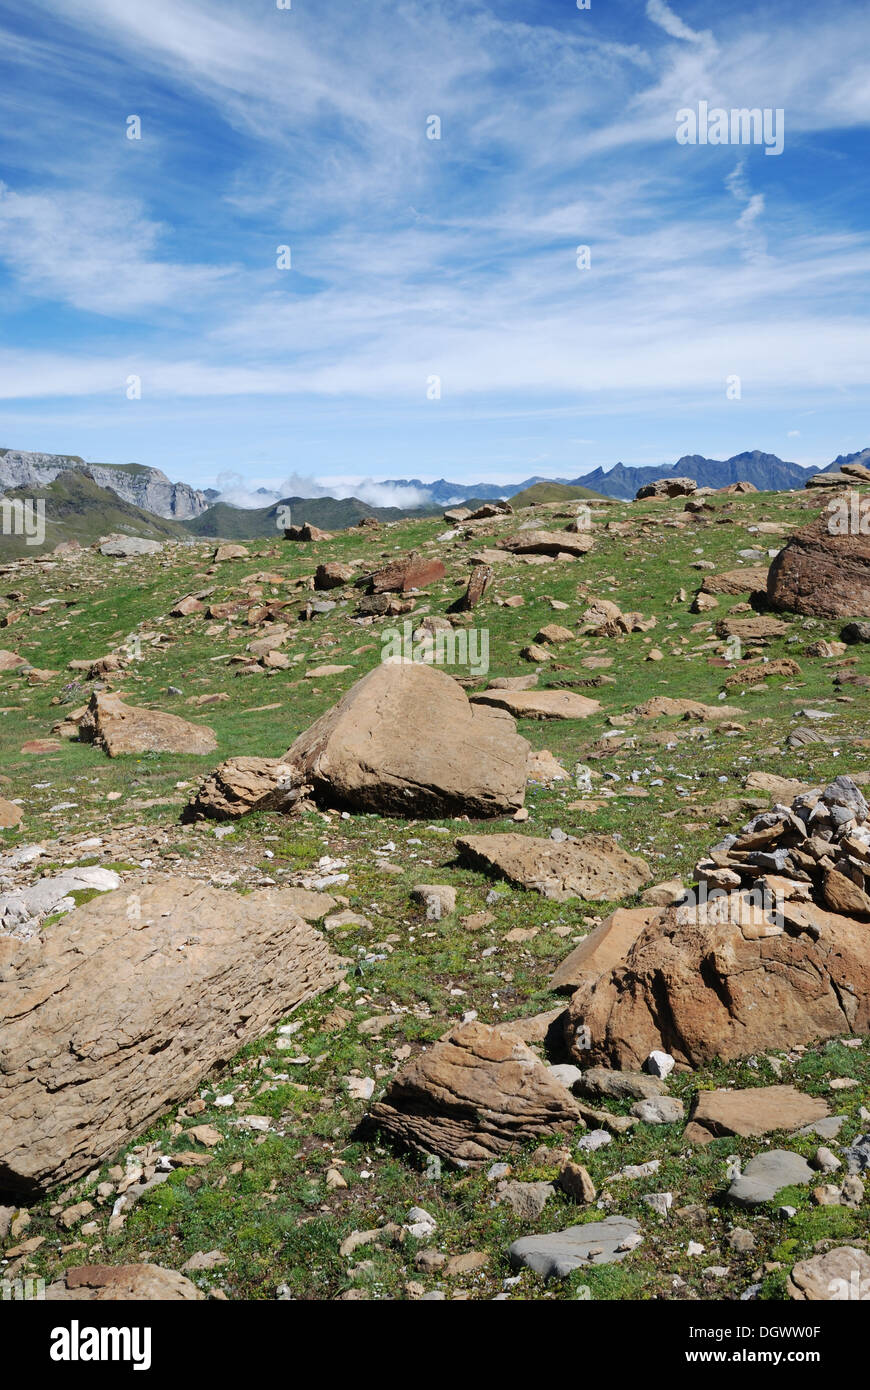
{"left": 642, "top": 1192, "right": 673, "bottom": 1217}
{"left": 558, "top": 1160, "right": 596, "bottom": 1204}
{"left": 814, "top": 1146, "right": 842, "bottom": 1174}
{"left": 630, "top": 1096, "right": 685, "bottom": 1125}
{"left": 727, "top": 1227, "right": 757, "bottom": 1252}
{"left": 644, "top": 1050, "right": 676, "bottom": 1080}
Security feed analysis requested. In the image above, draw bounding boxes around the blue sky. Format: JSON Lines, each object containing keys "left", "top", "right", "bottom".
{"left": 1, "top": 0, "right": 869, "bottom": 501}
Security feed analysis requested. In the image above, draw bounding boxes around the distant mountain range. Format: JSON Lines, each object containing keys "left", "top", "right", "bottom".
{"left": 2, "top": 445, "right": 867, "bottom": 557}
{"left": 383, "top": 450, "right": 834, "bottom": 502}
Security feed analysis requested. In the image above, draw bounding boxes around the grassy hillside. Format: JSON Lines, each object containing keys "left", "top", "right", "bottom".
{"left": 0, "top": 470, "right": 187, "bottom": 558}
{"left": 511, "top": 481, "right": 610, "bottom": 507}
{"left": 1, "top": 485, "right": 868, "bottom": 1303}
{"left": 183, "top": 493, "right": 442, "bottom": 537}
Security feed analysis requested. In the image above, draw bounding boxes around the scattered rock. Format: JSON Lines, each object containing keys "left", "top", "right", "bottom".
{"left": 78, "top": 691, "right": 217, "bottom": 757}
{"left": 368, "top": 1021, "right": 580, "bottom": 1165}
{"left": 508, "top": 1216, "right": 642, "bottom": 1278}
{"left": 726, "top": 1150, "right": 815, "bottom": 1207}
{"left": 457, "top": 834, "right": 651, "bottom": 903}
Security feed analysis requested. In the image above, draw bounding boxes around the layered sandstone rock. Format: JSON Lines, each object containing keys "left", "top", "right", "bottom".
{"left": 368, "top": 1021, "right": 580, "bottom": 1164}
{"left": 0, "top": 878, "right": 343, "bottom": 1191}
{"left": 78, "top": 691, "right": 217, "bottom": 757}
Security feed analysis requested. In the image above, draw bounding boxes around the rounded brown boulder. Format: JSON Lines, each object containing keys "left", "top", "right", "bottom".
{"left": 767, "top": 511, "right": 870, "bottom": 619}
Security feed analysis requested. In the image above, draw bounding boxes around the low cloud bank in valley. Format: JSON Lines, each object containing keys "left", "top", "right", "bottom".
{"left": 214, "top": 471, "right": 432, "bottom": 510}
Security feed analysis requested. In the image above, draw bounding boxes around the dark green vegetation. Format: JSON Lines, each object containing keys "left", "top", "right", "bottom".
{"left": 0, "top": 472, "right": 187, "bottom": 558}
{"left": 1, "top": 485, "right": 868, "bottom": 1301}
{"left": 182, "top": 493, "right": 442, "bottom": 539}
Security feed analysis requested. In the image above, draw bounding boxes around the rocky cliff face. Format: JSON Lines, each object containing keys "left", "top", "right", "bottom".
{"left": 0, "top": 450, "right": 209, "bottom": 519}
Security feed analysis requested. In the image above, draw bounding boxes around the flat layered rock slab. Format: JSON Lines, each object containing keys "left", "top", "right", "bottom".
{"left": 368, "top": 1021, "right": 580, "bottom": 1165}
{"left": 688, "top": 1086, "right": 830, "bottom": 1143}
{"left": 456, "top": 833, "right": 652, "bottom": 902}
{"left": 78, "top": 691, "right": 217, "bottom": 758}
{"left": 499, "top": 530, "right": 593, "bottom": 557}
{"left": 470, "top": 690, "right": 601, "bottom": 720}
{"left": 508, "top": 1216, "right": 642, "bottom": 1279}
{"left": 701, "top": 566, "right": 770, "bottom": 594}
{"left": 0, "top": 878, "right": 343, "bottom": 1191}
{"left": 46, "top": 1264, "right": 203, "bottom": 1301}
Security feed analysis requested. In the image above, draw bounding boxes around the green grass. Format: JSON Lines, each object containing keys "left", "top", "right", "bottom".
{"left": 2, "top": 485, "right": 869, "bottom": 1301}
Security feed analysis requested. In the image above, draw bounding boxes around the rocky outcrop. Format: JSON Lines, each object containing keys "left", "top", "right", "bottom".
{"left": 0, "top": 877, "right": 343, "bottom": 1191}
{"left": 456, "top": 833, "right": 651, "bottom": 902}
{"left": 283, "top": 661, "right": 529, "bottom": 818}
{"left": 565, "top": 900, "right": 870, "bottom": 1069}
{"left": 564, "top": 778, "right": 870, "bottom": 1068}
{"left": 0, "top": 451, "right": 208, "bottom": 519}
{"left": 185, "top": 756, "right": 299, "bottom": 820}
{"left": 368, "top": 1021, "right": 580, "bottom": 1164}
{"left": 767, "top": 512, "right": 870, "bottom": 619}
{"left": 78, "top": 691, "right": 217, "bottom": 757}
{"left": 550, "top": 907, "right": 663, "bottom": 991}
{"left": 46, "top": 1263, "right": 204, "bottom": 1301}
{"left": 636, "top": 476, "right": 696, "bottom": 499}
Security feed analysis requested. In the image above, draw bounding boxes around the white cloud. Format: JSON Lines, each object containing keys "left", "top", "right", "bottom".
{"left": 214, "top": 469, "right": 432, "bottom": 509}
{"left": 0, "top": 184, "right": 233, "bottom": 316}
{"left": 645, "top": 0, "right": 711, "bottom": 46}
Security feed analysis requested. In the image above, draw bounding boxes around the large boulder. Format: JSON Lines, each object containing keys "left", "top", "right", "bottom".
{"left": 457, "top": 833, "right": 651, "bottom": 902}
{"left": 283, "top": 661, "right": 529, "bottom": 817}
{"left": 636, "top": 477, "right": 696, "bottom": 499}
{"left": 563, "top": 895, "right": 870, "bottom": 1070}
{"left": 788, "top": 1247, "right": 870, "bottom": 1301}
{"left": 0, "top": 797, "right": 23, "bottom": 829}
{"left": 368, "top": 1021, "right": 580, "bottom": 1164}
{"left": 0, "top": 878, "right": 343, "bottom": 1191}
{"left": 78, "top": 691, "right": 217, "bottom": 757}
{"left": 99, "top": 535, "right": 163, "bottom": 557}
{"left": 767, "top": 511, "right": 870, "bottom": 619}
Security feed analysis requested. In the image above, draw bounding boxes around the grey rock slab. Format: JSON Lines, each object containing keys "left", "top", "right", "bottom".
{"left": 630, "top": 1096, "right": 685, "bottom": 1125}
{"left": 508, "top": 1215, "right": 642, "bottom": 1279}
{"left": 726, "top": 1150, "right": 814, "bottom": 1208}
{"left": 844, "top": 1133, "right": 870, "bottom": 1174}
{"left": 794, "top": 1115, "right": 846, "bottom": 1141}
